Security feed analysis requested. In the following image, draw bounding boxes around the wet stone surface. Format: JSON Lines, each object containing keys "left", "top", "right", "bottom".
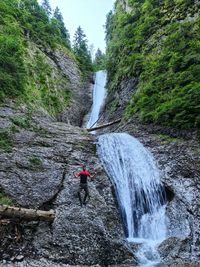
{"left": 0, "top": 106, "right": 136, "bottom": 266}
{"left": 98, "top": 118, "right": 200, "bottom": 266}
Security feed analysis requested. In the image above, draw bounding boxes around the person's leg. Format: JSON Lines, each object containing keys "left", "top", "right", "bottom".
{"left": 83, "top": 184, "right": 90, "bottom": 204}
{"left": 78, "top": 185, "right": 83, "bottom": 206}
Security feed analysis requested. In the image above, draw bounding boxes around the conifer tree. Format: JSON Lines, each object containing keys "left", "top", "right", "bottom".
{"left": 93, "top": 48, "right": 106, "bottom": 71}
{"left": 73, "top": 26, "right": 93, "bottom": 75}
{"left": 53, "top": 7, "right": 70, "bottom": 47}
{"left": 94, "top": 49, "right": 103, "bottom": 65}
{"left": 73, "top": 26, "right": 87, "bottom": 52}
{"left": 41, "top": 0, "right": 51, "bottom": 17}
{"left": 105, "top": 10, "right": 114, "bottom": 44}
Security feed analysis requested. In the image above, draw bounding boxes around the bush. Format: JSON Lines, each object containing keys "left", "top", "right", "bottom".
{"left": 0, "top": 2, "right": 26, "bottom": 100}
{"left": 0, "top": 129, "right": 13, "bottom": 152}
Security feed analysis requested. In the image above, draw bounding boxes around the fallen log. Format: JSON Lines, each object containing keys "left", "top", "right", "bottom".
{"left": 0, "top": 204, "right": 55, "bottom": 222}
{"left": 86, "top": 119, "right": 121, "bottom": 132}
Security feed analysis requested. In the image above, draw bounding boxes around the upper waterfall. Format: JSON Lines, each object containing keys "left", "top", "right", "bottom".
{"left": 86, "top": 70, "right": 107, "bottom": 129}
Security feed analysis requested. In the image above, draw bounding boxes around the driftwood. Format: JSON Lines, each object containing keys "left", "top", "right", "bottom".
{"left": 86, "top": 119, "right": 121, "bottom": 132}
{"left": 0, "top": 204, "right": 55, "bottom": 222}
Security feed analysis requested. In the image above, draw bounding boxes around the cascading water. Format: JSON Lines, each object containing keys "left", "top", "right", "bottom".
{"left": 86, "top": 70, "right": 107, "bottom": 129}
{"left": 97, "top": 133, "right": 167, "bottom": 266}
{"left": 87, "top": 71, "right": 167, "bottom": 266}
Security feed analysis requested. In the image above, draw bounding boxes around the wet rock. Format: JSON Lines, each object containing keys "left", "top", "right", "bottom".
{"left": 14, "top": 255, "right": 24, "bottom": 262}
{"left": 99, "top": 118, "right": 200, "bottom": 264}
{"left": 158, "top": 237, "right": 200, "bottom": 266}
{"left": 0, "top": 106, "right": 136, "bottom": 266}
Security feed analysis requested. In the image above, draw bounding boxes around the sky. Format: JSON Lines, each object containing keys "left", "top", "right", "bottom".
{"left": 40, "top": 0, "right": 115, "bottom": 54}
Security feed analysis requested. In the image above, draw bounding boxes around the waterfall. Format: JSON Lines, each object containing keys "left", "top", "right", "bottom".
{"left": 86, "top": 70, "right": 107, "bottom": 129}
{"left": 87, "top": 71, "right": 167, "bottom": 266}
{"left": 97, "top": 133, "right": 167, "bottom": 266}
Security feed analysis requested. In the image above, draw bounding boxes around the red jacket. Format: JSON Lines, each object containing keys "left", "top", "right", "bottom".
{"left": 76, "top": 170, "right": 91, "bottom": 184}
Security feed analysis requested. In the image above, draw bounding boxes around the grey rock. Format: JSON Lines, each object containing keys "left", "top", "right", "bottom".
{"left": 158, "top": 237, "right": 200, "bottom": 266}
{"left": 41, "top": 48, "right": 93, "bottom": 126}
{"left": 100, "top": 119, "right": 200, "bottom": 265}
{"left": 0, "top": 106, "right": 136, "bottom": 266}
{"left": 15, "top": 255, "right": 24, "bottom": 262}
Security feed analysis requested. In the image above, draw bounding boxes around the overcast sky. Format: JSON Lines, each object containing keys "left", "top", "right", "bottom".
{"left": 40, "top": 0, "right": 115, "bottom": 54}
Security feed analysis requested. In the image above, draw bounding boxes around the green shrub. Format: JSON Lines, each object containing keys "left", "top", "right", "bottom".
{"left": 10, "top": 116, "right": 31, "bottom": 129}
{"left": 28, "top": 156, "right": 42, "bottom": 169}
{"left": 0, "top": 129, "right": 13, "bottom": 152}
{"left": 0, "top": 190, "right": 14, "bottom": 205}
{"left": 0, "top": 1, "right": 26, "bottom": 101}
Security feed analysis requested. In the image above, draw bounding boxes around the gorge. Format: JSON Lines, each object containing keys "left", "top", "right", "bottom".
{"left": 0, "top": 0, "right": 200, "bottom": 266}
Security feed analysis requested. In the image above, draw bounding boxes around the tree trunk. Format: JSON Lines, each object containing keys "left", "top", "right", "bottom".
{"left": 86, "top": 119, "right": 121, "bottom": 132}
{"left": 0, "top": 205, "right": 55, "bottom": 222}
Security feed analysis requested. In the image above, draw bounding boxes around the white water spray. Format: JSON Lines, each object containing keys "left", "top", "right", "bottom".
{"left": 97, "top": 133, "right": 167, "bottom": 266}
{"left": 86, "top": 70, "right": 107, "bottom": 129}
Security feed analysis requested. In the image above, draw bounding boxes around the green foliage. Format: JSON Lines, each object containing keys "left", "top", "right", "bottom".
{"left": 151, "top": 133, "right": 182, "bottom": 144}
{"left": 41, "top": 0, "right": 52, "bottom": 17}
{"left": 93, "top": 48, "right": 106, "bottom": 71}
{"left": 0, "top": 128, "right": 13, "bottom": 152}
{"left": 0, "top": 0, "right": 72, "bottom": 102}
{"left": 0, "top": 0, "right": 92, "bottom": 115}
{"left": 106, "top": 0, "right": 200, "bottom": 129}
{"left": 17, "top": 0, "right": 71, "bottom": 49}
{"left": 23, "top": 47, "right": 72, "bottom": 115}
{"left": 10, "top": 116, "right": 31, "bottom": 129}
{"left": 53, "top": 7, "right": 70, "bottom": 48}
{"left": 28, "top": 156, "right": 42, "bottom": 169}
{"left": 73, "top": 26, "right": 93, "bottom": 77}
{"left": 0, "top": 190, "right": 14, "bottom": 205}
{"left": 0, "top": 0, "right": 26, "bottom": 101}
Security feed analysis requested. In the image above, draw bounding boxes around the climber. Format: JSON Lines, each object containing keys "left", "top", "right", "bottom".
{"left": 73, "top": 166, "right": 96, "bottom": 206}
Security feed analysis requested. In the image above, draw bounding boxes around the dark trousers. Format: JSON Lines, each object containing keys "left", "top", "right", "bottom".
{"left": 78, "top": 183, "right": 90, "bottom": 204}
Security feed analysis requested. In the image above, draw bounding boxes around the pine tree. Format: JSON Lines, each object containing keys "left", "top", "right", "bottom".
{"left": 73, "top": 26, "right": 93, "bottom": 75}
{"left": 53, "top": 7, "right": 70, "bottom": 47}
{"left": 94, "top": 49, "right": 103, "bottom": 65}
{"left": 105, "top": 10, "right": 114, "bottom": 44}
{"left": 73, "top": 26, "right": 87, "bottom": 52}
{"left": 93, "top": 48, "right": 106, "bottom": 71}
{"left": 41, "top": 0, "right": 51, "bottom": 17}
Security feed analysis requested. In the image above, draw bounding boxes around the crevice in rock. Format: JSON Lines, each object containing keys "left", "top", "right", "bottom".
{"left": 39, "top": 170, "right": 66, "bottom": 211}
{"left": 164, "top": 185, "right": 175, "bottom": 202}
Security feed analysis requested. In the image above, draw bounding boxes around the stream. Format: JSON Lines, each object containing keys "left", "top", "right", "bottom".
{"left": 87, "top": 70, "right": 167, "bottom": 266}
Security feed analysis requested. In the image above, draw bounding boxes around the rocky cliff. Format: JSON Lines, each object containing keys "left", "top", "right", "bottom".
{"left": 1, "top": 0, "right": 200, "bottom": 266}
{"left": 105, "top": 0, "right": 200, "bottom": 130}
{"left": 0, "top": 16, "right": 133, "bottom": 264}
{"left": 0, "top": 105, "right": 136, "bottom": 266}
{"left": 23, "top": 41, "right": 92, "bottom": 126}
{"left": 102, "top": 2, "right": 200, "bottom": 263}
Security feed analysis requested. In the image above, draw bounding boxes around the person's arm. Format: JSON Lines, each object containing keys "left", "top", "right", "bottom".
{"left": 73, "top": 172, "right": 79, "bottom": 177}
{"left": 89, "top": 171, "right": 97, "bottom": 178}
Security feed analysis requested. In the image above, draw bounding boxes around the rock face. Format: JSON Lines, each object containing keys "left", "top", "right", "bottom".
{"left": 99, "top": 119, "right": 200, "bottom": 266}
{"left": 0, "top": 106, "right": 136, "bottom": 266}
{"left": 101, "top": 0, "right": 200, "bottom": 263}
{"left": 31, "top": 44, "right": 93, "bottom": 126}
{"left": 117, "top": 0, "right": 132, "bottom": 13}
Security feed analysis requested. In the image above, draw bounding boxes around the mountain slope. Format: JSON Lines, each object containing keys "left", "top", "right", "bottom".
{"left": 105, "top": 0, "right": 200, "bottom": 131}
{"left": 0, "top": 0, "right": 91, "bottom": 125}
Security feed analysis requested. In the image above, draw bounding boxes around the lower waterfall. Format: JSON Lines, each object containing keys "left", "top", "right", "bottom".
{"left": 97, "top": 133, "right": 167, "bottom": 266}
